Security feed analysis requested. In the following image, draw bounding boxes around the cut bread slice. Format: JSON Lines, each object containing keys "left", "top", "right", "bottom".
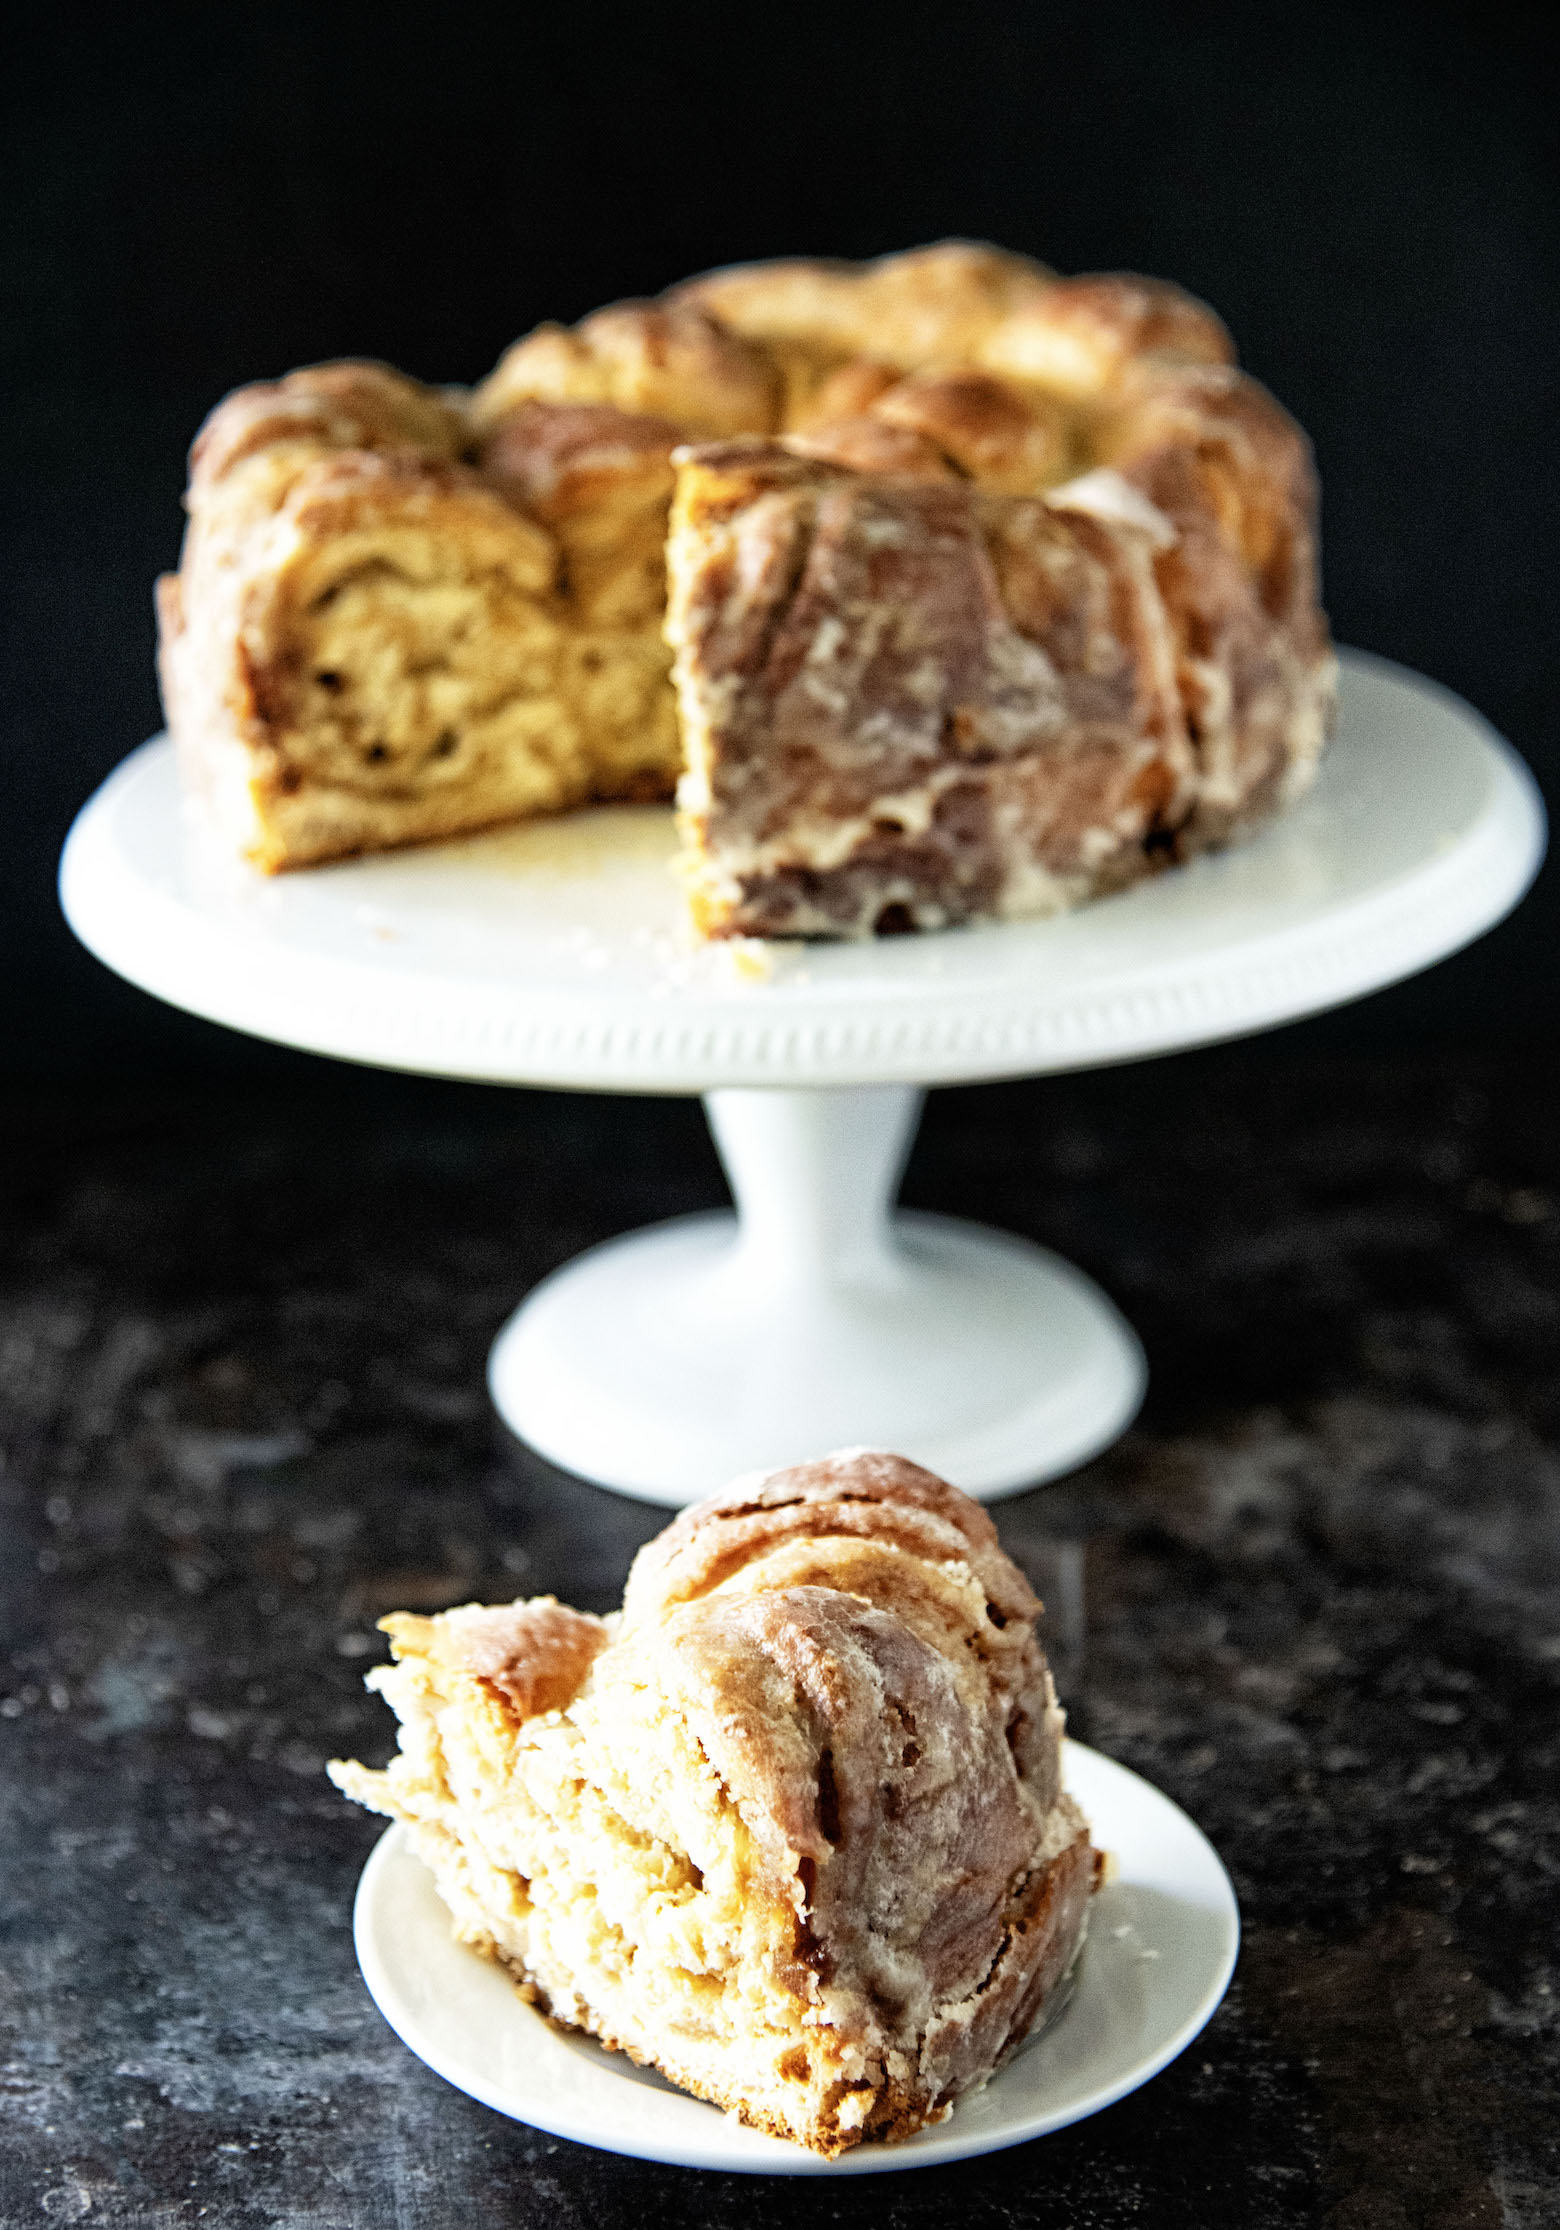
{"left": 330, "top": 1452, "right": 1099, "bottom": 2158}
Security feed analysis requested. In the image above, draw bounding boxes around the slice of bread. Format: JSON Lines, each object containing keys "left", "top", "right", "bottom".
{"left": 330, "top": 1451, "right": 1099, "bottom": 2157}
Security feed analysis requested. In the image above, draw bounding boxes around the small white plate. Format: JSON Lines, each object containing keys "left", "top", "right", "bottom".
{"left": 351, "top": 1739, "right": 1239, "bottom": 2175}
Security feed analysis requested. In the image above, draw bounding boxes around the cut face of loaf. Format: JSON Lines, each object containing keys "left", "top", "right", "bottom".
{"left": 157, "top": 244, "right": 1332, "bottom": 908}
{"left": 162, "top": 446, "right": 580, "bottom": 869}
{"left": 159, "top": 365, "right": 693, "bottom": 868}
{"left": 329, "top": 1451, "right": 1099, "bottom": 2158}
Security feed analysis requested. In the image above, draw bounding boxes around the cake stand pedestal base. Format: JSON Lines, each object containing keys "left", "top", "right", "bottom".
{"left": 486, "top": 1084, "right": 1146, "bottom": 1504}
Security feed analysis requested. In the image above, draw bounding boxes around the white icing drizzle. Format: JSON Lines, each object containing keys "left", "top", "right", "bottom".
{"left": 1044, "top": 468, "right": 1178, "bottom": 550}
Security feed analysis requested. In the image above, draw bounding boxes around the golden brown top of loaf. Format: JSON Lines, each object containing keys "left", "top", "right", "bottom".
{"left": 670, "top": 241, "right": 1058, "bottom": 371}
{"left": 865, "top": 369, "right": 1075, "bottom": 492}
{"left": 977, "top": 272, "right": 1233, "bottom": 396}
{"left": 175, "top": 248, "right": 1265, "bottom": 573}
{"left": 476, "top": 399, "right": 681, "bottom": 523}
{"left": 473, "top": 299, "right": 778, "bottom": 441}
{"left": 374, "top": 1450, "right": 1050, "bottom": 1756}
{"left": 189, "top": 361, "right": 470, "bottom": 492}
{"left": 782, "top": 416, "right": 958, "bottom": 481}
{"left": 1094, "top": 362, "right": 1316, "bottom": 605}
{"left": 183, "top": 248, "right": 1257, "bottom": 535}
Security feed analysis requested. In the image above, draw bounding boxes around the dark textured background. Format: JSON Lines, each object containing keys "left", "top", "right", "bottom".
{"left": 3, "top": 0, "right": 1558, "bottom": 1078}
{"left": 3, "top": 1055, "right": 1560, "bottom": 2224}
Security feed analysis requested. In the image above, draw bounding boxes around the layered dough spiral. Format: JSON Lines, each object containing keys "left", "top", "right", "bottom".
{"left": 329, "top": 1451, "right": 1099, "bottom": 2156}
{"left": 158, "top": 241, "right": 1334, "bottom": 933}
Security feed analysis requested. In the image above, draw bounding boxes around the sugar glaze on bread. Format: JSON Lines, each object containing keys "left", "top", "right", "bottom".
{"left": 329, "top": 1451, "right": 1100, "bottom": 2157}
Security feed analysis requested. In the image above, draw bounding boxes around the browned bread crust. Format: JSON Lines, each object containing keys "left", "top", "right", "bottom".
{"left": 187, "top": 360, "right": 470, "bottom": 487}
{"left": 978, "top": 271, "right": 1235, "bottom": 394}
{"left": 473, "top": 298, "right": 779, "bottom": 440}
{"left": 329, "top": 1451, "right": 1097, "bottom": 2157}
{"left": 670, "top": 241, "right": 1062, "bottom": 413}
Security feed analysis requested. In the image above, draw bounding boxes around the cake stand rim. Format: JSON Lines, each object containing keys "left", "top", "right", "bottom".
{"left": 59, "top": 648, "right": 1546, "bottom": 1093}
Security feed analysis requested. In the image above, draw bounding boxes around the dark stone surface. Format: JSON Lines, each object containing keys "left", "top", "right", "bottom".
{"left": 5, "top": 4, "right": 1560, "bottom": 1081}
{"left": 3, "top": 1048, "right": 1558, "bottom": 2227}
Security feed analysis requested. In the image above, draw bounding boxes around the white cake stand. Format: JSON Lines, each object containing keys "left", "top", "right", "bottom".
{"left": 60, "top": 650, "right": 1543, "bottom": 1503}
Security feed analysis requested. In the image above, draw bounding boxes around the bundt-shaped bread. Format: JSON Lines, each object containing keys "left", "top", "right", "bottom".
{"left": 329, "top": 1451, "right": 1098, "bottom": 2157}
{"left": 157, "top": 242, "right": 1334, "bottom": 929}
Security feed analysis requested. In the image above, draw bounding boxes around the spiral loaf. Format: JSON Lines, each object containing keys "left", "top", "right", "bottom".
{"left": 159, "top": 242, "right": 1332, "bottom": 933}
{"left": 330, "top": 1450, "right": 1099, "bottom": 2156}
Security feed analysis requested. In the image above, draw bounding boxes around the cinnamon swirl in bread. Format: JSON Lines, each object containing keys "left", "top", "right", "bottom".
{"left": 157, "top": 365, "right": 580, "bottom": 870}
{"left": 329, "top": 1452, "right": 1098, "bottom": 2157}
{"left": 157, "top": 242, "right": 1333, "bottom": 928}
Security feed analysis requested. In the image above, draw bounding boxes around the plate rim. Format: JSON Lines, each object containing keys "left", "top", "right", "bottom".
{"left": 350, "top": 1737, "right": 1240, "bottom": 2176}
